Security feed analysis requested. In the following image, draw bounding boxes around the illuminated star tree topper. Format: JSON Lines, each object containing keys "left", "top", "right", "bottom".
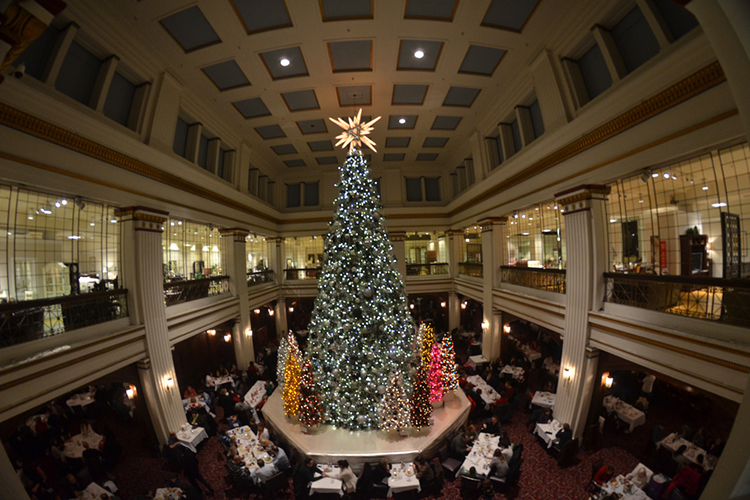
{"left": 329, "top": 108, "right": 381, "bottom": 153}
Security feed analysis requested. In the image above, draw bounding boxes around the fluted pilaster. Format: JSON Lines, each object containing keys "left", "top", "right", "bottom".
{"left": 221, "top": 228, "right": 254, "bottom": 366}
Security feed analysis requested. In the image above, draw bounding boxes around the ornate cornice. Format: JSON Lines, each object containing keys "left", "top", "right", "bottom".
{"left": 220, "top": 227, "right": 250, "bottom": 243}
{"left": 479, "top": 216, "right": 507, "bottom": 232}
{"left": 116, "top": 206, "right": 168, "bottom": 232}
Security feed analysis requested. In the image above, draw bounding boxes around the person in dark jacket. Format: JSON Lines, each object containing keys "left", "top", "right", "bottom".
{"left": 371, "top": 458, "right": 391, "bottom": 485}
{"left": 556, "top": 422, "right": 573, "bottom": 447}
{"left": 181, "top": 448, "right": 214, "bottom": 495}
{"left": 293, "top": 458, "right": 323, "bottom": 499}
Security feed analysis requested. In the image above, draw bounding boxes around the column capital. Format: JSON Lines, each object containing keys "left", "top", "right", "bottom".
{"left": 220, "top": 227, "right": 250, "bottom": 243}
{"left": 554, "top": 185, "right": 610, "bottom": 215}
{"left": 447, "top": 229, "right": 464, "bottom": 237}
{"left": 479, "top": 217, "right": 508, "bottom": 232}
{"left": 267, "top": 236, "right": 284, "bottom": 243}
{"left": 116, "top": 206, "right": 169, "bottom": 232}
{"left": 388, "top": 231, "right": 406, "bottom": 242}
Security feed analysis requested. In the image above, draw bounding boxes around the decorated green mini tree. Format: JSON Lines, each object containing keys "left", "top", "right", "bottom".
{"left": 409, "top": 365, "right": 432, "bottom": 429}
{"left": 307, "top": 110, "right": 417, "bottom": 430}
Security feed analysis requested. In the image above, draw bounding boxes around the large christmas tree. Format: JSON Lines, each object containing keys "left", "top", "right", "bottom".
{"left": 308, "top": 110, "right": 417, "bottom": 430}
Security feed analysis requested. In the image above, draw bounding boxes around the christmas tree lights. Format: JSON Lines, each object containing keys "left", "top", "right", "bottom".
{"left": 409, "top": 365, "right": 432, "bottom": 429}
{"left": 421, "top": 323, "right": 434, "bottom": 369}
{"left": 378, "top": 370, "right": 410, "bottom": 432}
{"left": 441, "top": 333, "right": 459, "bottom": 392}
{"left": 307, "top": 110, "right": 417, "bottom": 430}
{"left": 277, "top": 335, "right": 289, "bottom": 387}
{"left": 282, "top": 350, "right": 301, "bottom": 416}
{"left": 298, "top": 358, "right": 323, "bottom": 427}
{"left": 428, "top": 343, "right": 444, "bottom": 403}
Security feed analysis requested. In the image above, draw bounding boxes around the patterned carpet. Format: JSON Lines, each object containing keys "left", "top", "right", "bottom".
{"left": 109, "top": 407, "right": 640, "bottom": 500}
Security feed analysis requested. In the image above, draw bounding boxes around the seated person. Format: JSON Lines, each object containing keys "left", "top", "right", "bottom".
{"left": 371, "top": 458, "right": 391, "bottom": 485}
{"left": 537, "top": 408, "right": 553, "bottom": 424}
{"left": 250, "top": 459, "right": 279, "bottom": 485}
{"left": 183, "top": 386, "right": 198, "bottom": 399}
{"left": 227, "top": 414, "right": 242, "bottom": 429}
{"left": 465, "top": 424, "right": 478, "bottom": 444}
{"left": 625, "top": 466, "right": 650, "bottom": 490}
{"left": 488, "top": 449, "right": 509, "bottom": 478}
{"left": 708, "top": 438, "right": 725, "bottom": 457}
{"left": 227, "top": 455, "right": 252, "bottom": 485}
{"left": 463, "top": 466, "right": 479, "bottom": 479}
{"left": 673, "top": 444, "right": 691, "bottom": 472}
{"left": 593, "top": 465, "right": 615, "bottom": 486}
{"left": 482, "top": 415, "right": 501, "bottom": 436}
{"left": 323, "top": 460, "right": 357, "bottom": 494}
{"left": 503, "top": 382, "right": 515, "bottom": 402}
{"left": 556, "top": 423, "right": 573, "bottom": 447}
{"left": 498, "top": 438, "right": 513, "bottom": 461}
{"left": 293, "top": 458, "right": 323, "bottom": 499}
{"left": 269, "top": 445, "right": 290, "bottom": 471}
{"left": 450, "top": 432, "right": 471, "bottom": 460}
{"left": 256, "top": 422, "right": 270, "bottom": 441}
{"left": 413, "top": 456, "right": 434, "bottom": 489}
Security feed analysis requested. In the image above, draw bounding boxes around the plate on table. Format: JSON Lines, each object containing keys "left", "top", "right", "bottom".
{"left": 264, "top": 456, "right": 273, "bottom": 463}
{"left": 406, "top": 470, "right": 414, "bottom": 476}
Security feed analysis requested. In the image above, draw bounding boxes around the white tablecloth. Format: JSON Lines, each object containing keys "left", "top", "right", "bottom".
{"left": 599, "top": 475, "right": 649, "bottom": 500}
{"left": 311, "top": 466, "right": 344, "bottom": 497}
{"left": 63, "top": 431, "right": 104, "bottom": 459}
{"left": 520, "top": 345, "right": 541, "bottom": 362}
{"left": 66, "top": 392, "right": 96, "bottom": 407}
{"left": 658, "top": 433, "right": 717, "bottom": 470}
{"left": 182, "top": 395, "right": 209, "bottom": 414}
{"left": 226, "top": 425, "right": 271, "bottom": 472}
{"left": 603, "top": 396, "right": 646, "bottom": 433}
{"left": 206, "top": 375, "right": 233, "bottom": 388}
{"left": 466, "top": 375, "right": 501, "bottom": 409}
{"left": 72, "top": 482, "right": 113, "bottom": 500}
{"left": 531, "top": 391, "right": 556, "bottom": 409}
{"left": 154, "top": 487, "right": 183, "bottom": 500}
{"left": 176, "top": 426, "right": 207, "bottom": 453}
{"left": 26, "top": 414, "right": 48, "bottom": 432}
{"left": 535, "top": 420, "right": 562, "bottom": 448}
{"left": 467, "top": 355, "right": 489, "bottom": 369}
{"left": 387, "top": 462, "right": 420, "bottom": 497}
{"left": 500, "top": 365, "right": 524, "bottom": 380}
{"left": 460, "top": 433, "right": 499, "bottom": 476}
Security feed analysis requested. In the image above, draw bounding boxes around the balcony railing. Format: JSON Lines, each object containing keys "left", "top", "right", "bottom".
{"left": 164, "top": 275, "right": 229, "bottom": 306}
{"left": 0, "top": 289, "right": 129, "bottom": 348}
{"left": 284, "top": 268, "right": 321, "bottom": 280}
{"left": 604, "top": 272, "right": 750, "bottom": 327}
{"left": 406, "top": 263, "right": 449, "bottom": 276}
{"left": 501, "top": 266, "right": 566, "bottom": 294}
{"left": 247, "top": 269, "right": 275, "bottom": 287}
{"left": 459, "top": 262, "right": 483, "bottom": 278}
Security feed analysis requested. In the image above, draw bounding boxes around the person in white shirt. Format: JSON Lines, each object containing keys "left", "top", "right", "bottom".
{"left": 250, "top": 460, "right": 279, "bottom": 485}
{"left": 625, "top": 466, "right": 650, "bottom": 489}
{"left": 323, "top": 460, "right": 357, "bottom": 494}
{"left": 641, "top": 373, "right": 656, "bottom": 400}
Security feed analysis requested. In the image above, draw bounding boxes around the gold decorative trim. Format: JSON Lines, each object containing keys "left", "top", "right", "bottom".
{"left": 589, "top": 312, "right": 750, "bottom": 359}
{"left": 0, "top": 103, "right": 277, "bottom": 223}
{"left": 593, "top": 324, "right": 749, "bottom": 373}
{"left": 450, "top": 61, "right": 727, "bottom": 217}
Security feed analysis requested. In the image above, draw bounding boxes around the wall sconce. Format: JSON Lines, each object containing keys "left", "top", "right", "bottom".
{"left": 207, "top": 329, "right": 216, "bottom": 336}
{"left": 409, "top": 304, "right": 415, "bottom": 310}
{"left": 563, "top": 367, "right": 573, "bottom": 381}
{"left": 268, "top": 308, "right": 274, "bottom": 316}
{"left": 126, "top": 385, "right": 135, "bottom": 399}
{"left": 254, "top": 309, "right": 261, "bottom": 314}
{"left": 440, "top": 301, "right": 446, "bottom": 308}
{"left": 503, "top": 323, "right": 511, "bottom": 334}
{"left": 224, "top": 333, "right": 232, "bottom": 343}
{"left": 246, "top": 328, "right": 253, "bottom": 337}
{"left": 460, "top": 302, "right": 467, "bottom": 310}
{"left": 288, "top": 306, "right": 294, "bottom": 313}
{"left": 481, "top": 320, "right": 489, "bottom": 330}
{"left": 165, "top": 376, "right": 174, "bottom": 390}
{"left": 605, "top": 376, "right": 613, "bottom": 388}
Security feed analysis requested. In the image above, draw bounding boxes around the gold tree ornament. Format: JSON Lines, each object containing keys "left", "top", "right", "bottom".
{"left": 328, "top": 108, "right": 381, "bottom": 153}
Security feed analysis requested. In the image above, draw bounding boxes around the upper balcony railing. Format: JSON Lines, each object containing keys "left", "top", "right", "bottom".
{"left": 459, "top": 262, "right": 483, "bottom": 278}
{"left": 603, "top": 272, "right": 750, "bottom": 327}
{"left": 501, "top": 266, "right": 567, "bottom": 294}
{"left": 247, "top": 269, "right": 275, "bottom": 287}
{"left": 0, "top": 289, "right": 129, "bottom": 348}
{"left": 164, "top": 275, "right": 229, "bottom": 306}
{"left": 284, "top": 268, "right": 321, "bottom": 281}
{"left": 406, "top": 263, "right": 449, "bottom": 276}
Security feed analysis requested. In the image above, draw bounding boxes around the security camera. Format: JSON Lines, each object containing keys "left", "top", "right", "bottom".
{"left": 14, "top": 63, "right": 25, "bottom": 79}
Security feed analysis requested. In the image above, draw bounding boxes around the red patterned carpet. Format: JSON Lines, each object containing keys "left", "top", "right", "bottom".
{"left": 109, "top": 408, "right": 640, "bottom": 500}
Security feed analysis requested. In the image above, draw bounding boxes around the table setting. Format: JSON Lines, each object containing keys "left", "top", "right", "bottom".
{"left": 659, "top": 433, "right": 717, "bottom": 470}
{"left": 599, "top": 474, "right": 649, "bottom": 500}
{"left": 603, "top": 396, "right": 646, "bottom": 433}
{"left": 460, "top": 432, "right": 500, "bottom": 476}
{"left": 72, "top": 482, "right": 113, "bottom": 500}
{"left": 311, "top": 464, "right": 345, "bottom": 496}
{"left": 176, "top": 423, "right": 207, "bottom": 453}
{"left": 62, "top": 430, "right": 103, "bottom": 459}
{"left": 226, "top": 425, "right": 271, "bottom": 472}
{"left": 154, "top": 487, "right": 184, "bottom": 500}
{"left": 531, "top": 391, "right": 556, "bottom": 409}
{"left": 387, "top": 462, "right": 420, "bottom": 497}
{"left": 520, "top": 344, "right": 541, "bottom": 362}
{"left": 500, "top": 365, "right": 525, "bottom": 381}
{"left": 466, "top": 375, "right": 502, "bottom": 409}
{"left": 66, "top": 391, "right": 96, "bottom": 408}
{"left": 535, "top": 419, "right": 563, "bottom": 448}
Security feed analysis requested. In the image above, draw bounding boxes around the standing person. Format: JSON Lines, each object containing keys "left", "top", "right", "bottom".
{"left": 181, "top": 448, "right": 215, "bottom": 496}
{"left": 323, "top": 460, "right": 357, "bottom": 495}
{"left": 641, "top": 373, "right": 656, "bottom": 400}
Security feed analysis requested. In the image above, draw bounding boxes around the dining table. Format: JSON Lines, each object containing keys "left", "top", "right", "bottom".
{"left": 71, "top": 482, "right": 113, "bottom": 500}
{"left": 599, "top": 474, "right": 650, "bottom": 500}
{"left": 466, "top": 375, "right": 502, "bottom": 409}
{"left": 658, "top": 433, "right": 717, "bottom": 470}
{"left": 387, "top": 462, "right": 421, "bottom": 497}
{"left": 176, "top": 425, "right": 207, "bottom": 453}
{"left": 63, "top": 431, "right": 104, "bottom": 459}
{"left": 181, "top": 395, "right": 210, "bottom": 414}
{"left": 520, "top": 344, "right": 542, "bottom": 363}
{"left": 500, "top": 365, "right": 524, "bottom": 381}
{"left": 66, "top": 391, "right": 96, "bottom": 408}
{"left": 531, "top": 391, "right": 556, "bottom": 409}
{"left": 243, "top": 380, "right": 268, "bottom": 422}
{"left": 535, "top": 420, "right": 563, "bottom": 448}
{"left": 603, "top": 396, "right": 646, "bottom": 433}
{"left": 154, "top": 487, "right": 184, "bottom": 499}
{"left": 311, "top": 465, "right": 345, "bottom": 497}
{"left": 226, "top": 425, "right": 272, "bottom": 473}
{"left": 460, "top": 432, "right": 500, "bottom": 477}
{"left": 206, "top": 374, "right": 234, "bottom": 388}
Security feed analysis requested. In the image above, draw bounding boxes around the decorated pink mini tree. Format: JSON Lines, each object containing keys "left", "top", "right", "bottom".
{"left": 428, "top": 342, "right": 444, "bottom": 403}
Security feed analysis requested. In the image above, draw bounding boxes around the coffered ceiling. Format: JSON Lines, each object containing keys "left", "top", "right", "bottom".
{"left": 71, "top": 0, "right": 605, "bottom": 178}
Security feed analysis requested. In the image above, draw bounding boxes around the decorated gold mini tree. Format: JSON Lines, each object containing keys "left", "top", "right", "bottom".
{"left": 282, "top": 350, "right": 301, "bottom": 416}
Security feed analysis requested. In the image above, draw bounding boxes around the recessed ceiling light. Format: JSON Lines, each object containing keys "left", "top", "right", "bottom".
{"left": 399, "top": 118, "right": 406, "bottom": 124}
{"left": 414, "top": 50, "right": 424, "bottom": 59}
{"left": 664, "top": 173, "right": 670, "bottom": 179}
{"left": 280, "top": 58, "right": 290, "bottom": 67}
{"left": 652, "top": 173, "right": 659, "bottom": 178}
{"left": 702, "top": 186, "right": 709, "bottom": 191}
{"left": 712, "top": 202, "right": 727, "bottom": 207}
{"left": 61, "top": 199, "right": 67, "bottom": 205}
{"left": 90, "top": 222, "right": 95, "bottom": 226}
{"left": 610, "top": 219, "right": 617, "bottom": 223}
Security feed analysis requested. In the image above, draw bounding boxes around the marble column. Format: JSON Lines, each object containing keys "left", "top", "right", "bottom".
{"left": 118, "top": 207, "right": 184, "bottom": 443}
{"left": 448, "top": 292, "right": 460, "bottom": 331}
{"left": 447, "top": 229, "right": 463, "bottom": 279}
{"left": 274, "top": 299, "right": 288, "bottom": 337}
{"left": 220, "top": 228, "right": 254, "bottom": 366}
{"left": 389, "top": 231, "right": 407, "bottom": 278}
{"left": 479, "top": 218, "right": 507, "bottom": 361}
{"left": 683, "top": 3, "right": 750, "bottom": 496}
{"left": 0, "top": 442, "right": 30, "bottom": 500}
{"left": 267, "top": 237, "right": 284, "bottom": 285}
{"left": 553, "top": 186, "right": 609, "bottom": 437}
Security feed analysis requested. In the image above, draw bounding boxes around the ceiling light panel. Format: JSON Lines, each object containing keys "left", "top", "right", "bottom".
{"left": 482, "top": 0, "right": 541, "bottom": 32}
{"left": 272, "top": 144, "right": 298, "bottom": 155}
{"left": 320, "top": 0, "right": 373, "bottom": 21}
{"left": 328, "top": 40, "right": 373, "bottom": 72}
{"left": 385, "top": 137, "right": 411, "bottom": 148}
{"left": 232, "top": 97, "right": 271, "bottom": 119}
{"left": 459, "top": 45, "right": 507, "bottom": 76}
{"left": 422, "top": 137, "right": 449, "bottom": 147}
{"left": 316, "top": 156, "right": 339, "bottom": 165}
{"left": 284, "top": 159, "right": 306, "bottom": 167}
{"left": 281, "top": 89, "right": 320, "bottom": 111}
{"left": 431, "top": 115, "right": 462, "bottom": 130}
{"left": 443, "top": 86, "right": 481, "bottom": 107}
{"left": 296, "top": 119, "right": 328, "bottom": 135}
{"left": 308, "top": 140, "right": 334, "bottom": 151}
{"left": 384, "top": 153, "right": 406, "bottom": 161}
{"left": 231, "top": 0, "right": 293, "bottom": 35}
{"left": 388, "top": 115, "right": 418, "bottom": 129}
{"left": 260, "top": 46, "right": 308, "bottom": 79}
{"left": 392, "top": 84, "right": 429, "bottom": 105}
{"left": 397, "top": 40, "right": 443, "bottom": 71}
{"left": 202, "top": 60, "right": 251, "bottom": 91}
{"left": 404, "top": 0, "right": 458, "bottom": 21}
{"left": 336, "top": 85, "right": 372, "bottom": 107}
{"left": 159, "top": 6, "right": 221, "bottom": 53}
{"left": 254, "top": 124, "right": 286, "bottom": 139}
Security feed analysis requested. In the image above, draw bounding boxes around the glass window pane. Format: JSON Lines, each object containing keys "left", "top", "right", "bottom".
{"left": 578, "top": 44, "right": 612, "bottom": 100}
{"left": 55, "top": 42, "right": 102, "bottom": 106}
{"left": 287, "top": 183, "right": 301, "bottom": 208}
{"left": 405, "top": 178, "right": 422, "bottom": 202}
{"left": 424, "top": 177, "right": 441, "bottom": 201}
{"left": 173, "top": 118, "right": 189, "bottom": 157}
{"left": 103, "top": 72, "right": 136, "bottom": 128}
{"left": 304, "top": 182, "right": 319, "bottom": 206}
{"left": 612, "top": 7, "right": 660, "bottom": 73}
